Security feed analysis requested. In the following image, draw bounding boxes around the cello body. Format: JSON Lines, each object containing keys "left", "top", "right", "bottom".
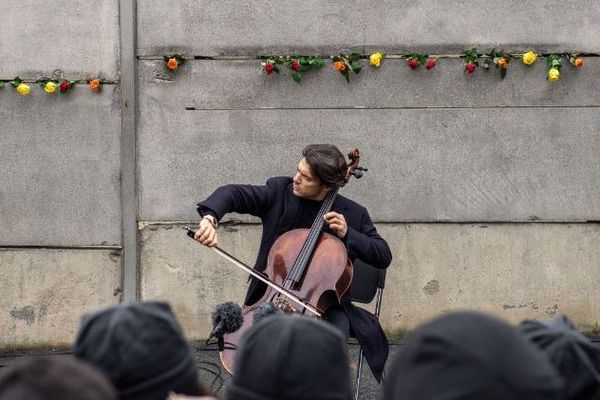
{"left": 220, "top": 228, "right": 353, "bottom": 374}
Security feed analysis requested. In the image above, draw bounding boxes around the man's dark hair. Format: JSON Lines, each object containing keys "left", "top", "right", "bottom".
{"left": 0, "top": 356, "right": 117, "bottom": 400}
{"left": 302, "top": 144, "right": 348, "bottom": 188}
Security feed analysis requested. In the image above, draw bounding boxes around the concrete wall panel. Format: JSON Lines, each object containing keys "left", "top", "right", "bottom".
{"left": 0, "top": 248, "right": 121, "bottom": 348}
{"left": 139, "top": 59, "right": 600, "bottom": 109}
{"left": 140, "top": 223, "right": 260, "bottom": 339}
{"left": 138, "top": 0, "right": 600, "bottom": 55}
{"left": 378, "top": 223, "right": 600, "bottom": 335}
{"left": 138, "top": 104, "right": 600, "bottom": 222}
{"left": 0, "top": 87, "right": 122, "bottom": 246}
{"left": 0, "top": 1, "right": 119, "bottom": 79}
{"left": 139, "top": 222, "right": 600, "bottom": 340}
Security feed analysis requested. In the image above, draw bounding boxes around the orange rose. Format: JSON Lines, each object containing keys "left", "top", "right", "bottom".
{"left": 89, "top": 79, "right": 101, "bottom": 92}
{"left": 574, "top": 57, "right": 584, "bottom": 68}
{"left": 333, "top": 61, "right": 347, "bottom": 72}
{"left": 167, "top": 58, "right": 179, "bottom": 71}
{"left": 497, "top": 58, "right": 507, "bottom": 69}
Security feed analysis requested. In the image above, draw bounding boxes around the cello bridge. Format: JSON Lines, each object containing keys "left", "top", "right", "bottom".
{"left": 273, "top": 296, "right": 296, "bottom": 314}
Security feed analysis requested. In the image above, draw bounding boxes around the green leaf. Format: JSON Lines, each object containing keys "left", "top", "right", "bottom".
{"left": 500, "top": 68, "right": 507, "bottom": 79}
{"left": 292, "top": 71, "right": 302, "bottom": 83}
{"left": 350, "top": 61, "right": 362, "bottom": 74}
{"left": 10, "top": 76, "right": 22, "bottom": 87}
{"left": 0, "top": 81, "right": 4, "bottom": 88}
{"left": 343, "top": 69, "right": 350, "bottom": 83}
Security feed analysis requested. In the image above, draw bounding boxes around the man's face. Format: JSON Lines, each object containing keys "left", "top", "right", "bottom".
{"left": 292, "top": 158, "right": 330, "bottom": 201}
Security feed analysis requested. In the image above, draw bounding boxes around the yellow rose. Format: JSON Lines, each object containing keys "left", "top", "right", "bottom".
{"left": 547, "top": 68, "right": 560, "bottom": 82}
{"left": 44, "top": 81, "right": 57, "bottom": 94}
{"left": 522, "top": 51, "right": 537, "bottom": 66}
{"left": 369, "top": 52, "right": 383, "bottom": 67}
{"left": 16, "top": 83, "right": 31, "bottom": 96}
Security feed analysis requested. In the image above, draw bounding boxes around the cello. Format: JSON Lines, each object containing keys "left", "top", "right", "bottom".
{"left": 192, "top": 149, "right": 366, "bottom": 374}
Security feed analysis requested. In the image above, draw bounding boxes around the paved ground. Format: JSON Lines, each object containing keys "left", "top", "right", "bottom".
{"left": 3, "top": 337, "right": 598, "bottom": 399}
{"left": 194, "top": 339, "right": 398, "bottom": 399}
{"left": 0, "top": 339, "right": 399, "bottom": 400}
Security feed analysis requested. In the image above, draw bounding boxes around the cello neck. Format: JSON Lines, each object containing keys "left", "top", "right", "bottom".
{"left": 286, "top": 188, "right": 339, "bottom": 286}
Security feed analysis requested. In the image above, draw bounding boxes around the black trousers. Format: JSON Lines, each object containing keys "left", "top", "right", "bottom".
{"left": 323, "top": 303, "right": 350, "bottom": 339}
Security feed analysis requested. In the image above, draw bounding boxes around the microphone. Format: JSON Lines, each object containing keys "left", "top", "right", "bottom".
{"left": 208, "top": 302, "right": 244, "bottom": 349}
{"left": 253, "top": 301, "right": 283, "bottom": 324}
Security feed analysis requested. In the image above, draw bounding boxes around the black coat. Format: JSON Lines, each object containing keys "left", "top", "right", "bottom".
{"left": 197, "top": 176, "right": 392, "bottom": 381}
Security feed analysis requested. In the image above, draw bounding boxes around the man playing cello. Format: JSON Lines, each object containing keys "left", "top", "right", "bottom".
{"left": 194, "top": 144, "right": 392, "bottom": 381}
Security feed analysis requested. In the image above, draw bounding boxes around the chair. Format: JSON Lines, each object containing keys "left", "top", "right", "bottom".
{"left": 349, "top": 258, "right": 387, "bottom": 400}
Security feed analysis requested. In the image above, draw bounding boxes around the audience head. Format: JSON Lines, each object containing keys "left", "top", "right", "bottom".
{"left": 227, "top": 316, "right": 352, "bottom": 400}
{"left": 74, "top": 301, "right": 207, "bottom": 400}
{"left": 0, "top": 356, "right": 117, "bottom": 400}
{"left": 385, "top": 311, "right": 564, "bottom": 400}
{"left": 518, "top": 315, "right": 600, "bottom": 400}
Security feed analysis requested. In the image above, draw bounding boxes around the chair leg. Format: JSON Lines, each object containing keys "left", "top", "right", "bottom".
{"left": 354, "top": 347, "right": 364, "bottom": 400}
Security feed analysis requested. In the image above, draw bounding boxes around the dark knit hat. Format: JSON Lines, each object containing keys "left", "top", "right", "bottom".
{"left": 385, "top": 311, "right": 564, "bottom": 400}
{"left": 518, "top": 315, "right": 600, "bottom": 400}
{"left": 0, "top": 356, "right": 117, "bottom": 400}
{"left": 227, "top": 316, "right": 352, "bottom": 400}
{"left": 73, "top": 301, "right": 202, "bottom": 400}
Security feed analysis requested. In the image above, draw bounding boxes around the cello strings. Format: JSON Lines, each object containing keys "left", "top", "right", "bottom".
{"left": 287, "top": 188, "right": 338, "bottom": 284}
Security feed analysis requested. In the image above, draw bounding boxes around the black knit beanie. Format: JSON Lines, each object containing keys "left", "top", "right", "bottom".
{"left": 384, "top": 311, "right": 564, "bottom": 400}
{"left": 73, "top": 301, "right": 202, "bottom": 400}
{"left": 227, "top": 316, "right": 352, "bottom": 400}
{"left": 0, "top": 356, "right": 117, "bottom": 400}
{"left": 518, "top": 315, "right": 600, "bottom": 400}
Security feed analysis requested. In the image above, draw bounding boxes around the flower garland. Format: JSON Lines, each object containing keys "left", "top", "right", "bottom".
{"left": 1, "top": 75, "right": 113, "bottom": 96}
{"left": 0, "top": 49, "right": 591, "bottom": 98}
{"left": 250, "top": 49, "right": 590, "bottom": 83}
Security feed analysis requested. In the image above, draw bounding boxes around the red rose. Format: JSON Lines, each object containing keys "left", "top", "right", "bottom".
{"left": 465, "top": 62, "right": 476, "bottom": 74}
{"left": 408, "top": 59, "right": 419, "bottom": 70}
{"left": 59, "top": 81, "right": 71, "bottom": 92}
{"left": 290, "top": 60, "right": 300, "bottom": 71}
{"left": 425, "top": 58, "right": 436, "bottom": 70}
{"left": 265, "top": 63, "right": 274, "bottom": 74}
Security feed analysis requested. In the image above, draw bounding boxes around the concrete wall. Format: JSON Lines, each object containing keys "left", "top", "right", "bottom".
{"left": 137, "top": 0, "right": 600, "bottom": 337}
{"left": 2, "top": 0, "right": 600, "bottom": 347}
{"left": 1, "top": 0, "right": 122, "bottom": 347}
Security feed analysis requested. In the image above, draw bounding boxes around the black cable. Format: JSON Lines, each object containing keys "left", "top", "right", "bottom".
{"left": 197, "top": 361, "right": 225, "bottom": 392}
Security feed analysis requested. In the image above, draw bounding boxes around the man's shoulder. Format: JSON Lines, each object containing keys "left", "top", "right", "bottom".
{"left": 266, "top": 176, "right": 293, "bottom": 188}
{"left": 335, "top": 194, "right": 367, "bottom": 214}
